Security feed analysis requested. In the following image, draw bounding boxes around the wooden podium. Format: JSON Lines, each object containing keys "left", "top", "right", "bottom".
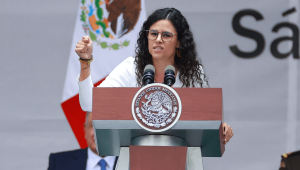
{"left": 92, "top": 87, "right": 224, "bottom": 170}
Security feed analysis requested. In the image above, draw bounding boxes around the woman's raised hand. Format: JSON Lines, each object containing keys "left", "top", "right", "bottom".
{"left": 77, "top": 36, "right": 93, "bottom": 81}
{"left": 75, "top": 36, "right": 93, "bottom": 59}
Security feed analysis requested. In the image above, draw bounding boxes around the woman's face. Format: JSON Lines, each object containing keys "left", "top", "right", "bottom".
{"left": 148, "top": 19, "right": 179, "bottom": 61}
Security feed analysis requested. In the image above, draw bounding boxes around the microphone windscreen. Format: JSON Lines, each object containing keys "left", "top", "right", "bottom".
{"left": 144, "top": 64, "right": 155, "bottom": 73}
{"left": 165, "top": 65, "right": 175, "bottom": 72}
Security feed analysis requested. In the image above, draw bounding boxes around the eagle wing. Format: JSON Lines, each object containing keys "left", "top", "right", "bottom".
{"left": 118, "top": 0, "right": 141, "bottom": 38}
{"left": 119, "top": 8, "right": 141, "bottom": 38}
{"left": 106, "top": 0, "right": 141, "bottom": 37}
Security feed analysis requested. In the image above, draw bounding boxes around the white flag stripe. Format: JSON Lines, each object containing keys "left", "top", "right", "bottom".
{"left": 62, "top": 0, "right": 147, "bottom": 102}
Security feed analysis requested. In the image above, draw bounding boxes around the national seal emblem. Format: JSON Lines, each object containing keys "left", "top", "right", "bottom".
{"left": 132, "top": 83, "right": 182, "bottom": 132}
{"left": 80, "top": 0, "right": 141, "bottom": 50}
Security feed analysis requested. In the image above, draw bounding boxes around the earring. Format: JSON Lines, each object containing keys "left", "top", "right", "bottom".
{"left": 176, "top": 48, "right": 182, "bottom": 58}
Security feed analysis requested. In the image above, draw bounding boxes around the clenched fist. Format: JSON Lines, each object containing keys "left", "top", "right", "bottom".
{"left": 75, "top": 36, "right": 93, "bottom": 59}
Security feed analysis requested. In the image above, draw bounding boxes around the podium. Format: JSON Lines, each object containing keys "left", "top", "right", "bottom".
{"left": 92, "top": 87, "right": 224, "bottom": 170}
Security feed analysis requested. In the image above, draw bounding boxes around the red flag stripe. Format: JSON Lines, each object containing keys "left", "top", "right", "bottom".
{"left": 61, "top": 77, "right": 106, "bottom": 148}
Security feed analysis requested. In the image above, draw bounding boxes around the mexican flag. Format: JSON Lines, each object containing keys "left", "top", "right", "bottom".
{"left": 61, "top": 0, "right": 147, "bottom": 148}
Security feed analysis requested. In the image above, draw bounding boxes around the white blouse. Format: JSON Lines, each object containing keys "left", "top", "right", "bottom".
{"left": 78, "top": 57, "right": 208, "bottom": 111}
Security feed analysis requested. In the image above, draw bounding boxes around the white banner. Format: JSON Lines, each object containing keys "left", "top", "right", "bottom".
{"left": 172, "top": 0, "right": 299, "bottom": 168}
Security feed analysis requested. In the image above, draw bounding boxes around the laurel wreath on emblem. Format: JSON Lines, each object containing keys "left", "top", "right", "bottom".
{"left": 135, "top": 91, "right": 178, "bottom": 128}
{"left": 79, "top": 0, "right": 141, "bottom": 50}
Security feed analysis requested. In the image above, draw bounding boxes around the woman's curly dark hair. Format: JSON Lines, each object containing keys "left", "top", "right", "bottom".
{"left": 134, "top": 8, "right": 208, "bottom": 87}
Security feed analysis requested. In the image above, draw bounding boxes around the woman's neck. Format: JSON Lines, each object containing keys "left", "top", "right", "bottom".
{"left": 152, "top": 57, "right": 176, "bottom": 83}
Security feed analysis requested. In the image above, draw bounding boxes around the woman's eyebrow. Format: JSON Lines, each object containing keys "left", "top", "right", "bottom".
{"left": 149, "top": 29, "right": 173, "bottom": 34}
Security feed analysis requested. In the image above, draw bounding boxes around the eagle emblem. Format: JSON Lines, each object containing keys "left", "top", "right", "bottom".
{"left": 132, "top": 84, "right": 182, "bottom": 132}
{"left": 80, "top": 0, "right": 142, "bottom": 50}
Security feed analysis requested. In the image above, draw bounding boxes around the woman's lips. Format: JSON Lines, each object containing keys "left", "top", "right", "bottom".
{"left": 153, "top": 46, "right": 163, "bottom": 52}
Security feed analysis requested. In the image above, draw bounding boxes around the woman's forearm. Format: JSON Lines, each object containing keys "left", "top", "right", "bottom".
{"left": 80, "top": 62, "right": 91, "bottom": 81}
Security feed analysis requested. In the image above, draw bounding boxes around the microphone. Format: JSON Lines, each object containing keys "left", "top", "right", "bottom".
{"left": 143, "top": 64, "right": 155, "bottom": 86}
{"left": 164, "top": 65, "right": 176, "bottom": 86}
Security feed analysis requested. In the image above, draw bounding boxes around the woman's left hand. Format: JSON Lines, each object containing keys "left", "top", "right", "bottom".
{"left": 222, "top": 123, "right": 233, "bottom": 145}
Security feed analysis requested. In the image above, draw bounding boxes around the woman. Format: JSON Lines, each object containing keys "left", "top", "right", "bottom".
{"left": 76, "top": 8, "right": 233, "bottom": 144}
